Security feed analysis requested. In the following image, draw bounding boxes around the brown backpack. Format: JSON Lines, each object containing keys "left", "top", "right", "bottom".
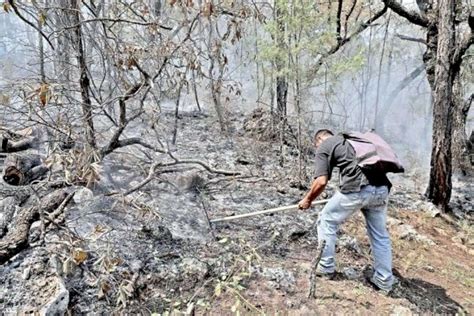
{"left": 342, "top": 131, "right": 404, "bottom": 174}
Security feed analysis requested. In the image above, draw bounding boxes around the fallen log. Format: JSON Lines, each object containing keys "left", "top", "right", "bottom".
{"left": 0, "top": 190, "right": 69, "bottom": 264}
{"left": 0, "top": 197, "right": 17, "bottom": 237}
{"left": 0, "top": 127, "right": 38, "bottom": 153}
{"left": 3, "top": 154, "right": 49, "bottom": 185}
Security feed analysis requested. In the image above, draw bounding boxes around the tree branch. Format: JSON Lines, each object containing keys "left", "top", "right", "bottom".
{"left": 336, "top": 0, "right": 344, "bottom": 42}
{"left": 62, "top": 18, "right": 172, "bottom": 31}
{"left": 99, "top": 14, "right": 200, "bottom": 159}
{"left": 382, "top": 0, "right": 429, "bottom": 27}
{"left": 7, "top": 0, "right": 55, "bottom": 50}
{"left": 308, "top": 5, "right": 388, "bottom": 82}
{"left": 463, "top": 93, "right": 474, "bottom": 115}
{"left": 344, "top": 0, "right": 358, "bottom": 39}
{"left": 396, "top": 33, "right": 426, "bottom": 45}
{"left": 452, "top": 31, "right": 474, "bottom": 66}
{"left": 100, "top": 138, "right": 167, "bottom": 157}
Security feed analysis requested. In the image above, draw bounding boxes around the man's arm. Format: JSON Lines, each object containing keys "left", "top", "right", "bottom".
{"left": 298, "top": 175, "right": 328, "bottom": 209}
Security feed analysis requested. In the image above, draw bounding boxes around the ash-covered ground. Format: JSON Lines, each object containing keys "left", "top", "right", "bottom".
{"left": 1, "top": 110, "right": 472, "bottom": 314}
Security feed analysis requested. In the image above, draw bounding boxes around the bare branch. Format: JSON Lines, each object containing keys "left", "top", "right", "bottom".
{"left": 382, "top": 0, "right": 429, "bottom": 27}
{"left": 62, "top": 18, "right": 172, "bottom": 31}
{"left": 308, "top": 5, "right": 388, "bottom": 81}
{"left": 100, "top": 138, "right": 167, "bottom": 157}
{"left": 452, "top": 31, "right": 474, "bottom": 66}
{"left": 7, "top": 0, "right": 55, "bottom": 50}
{"left": 463, "top": 93, "right": 474, "bottom": 115}
{"left": 396, "top": 33, "right": 426, "bottom": 44}
{"left": 336, "top": 0, "right": 343, "bottom": 42}
{"left": 344, "top": 0, "right": 358, "bottom": 39}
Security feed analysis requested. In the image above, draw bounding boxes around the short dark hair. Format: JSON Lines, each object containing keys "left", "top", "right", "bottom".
{"left": 314, "top": 129, "right": 334, "bottom": 140}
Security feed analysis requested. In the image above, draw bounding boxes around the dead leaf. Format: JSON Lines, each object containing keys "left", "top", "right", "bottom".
{"left": 38, "top": 83, "right": 50, "bottom": 107}
{"left": 0, "top": 93, "right": 10, "bottom": 105}
{"left": 202, "top": 1, "right": 213, "bottom": 17}
{"left": 72, "top": 248, "right": 88, "bottom": 265}
{"left": 3, "top": 2, "right": 11, "bottom": 12}
{"left": 98, "top": 280, "right": 111, "bottom": 299}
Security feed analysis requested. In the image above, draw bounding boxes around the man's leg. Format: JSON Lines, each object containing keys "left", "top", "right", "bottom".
{"left": 362, "top": 191, "right": 393, "bottom": 291}
{"left": 316, "top": 191, "right": 362, "bottom": 274}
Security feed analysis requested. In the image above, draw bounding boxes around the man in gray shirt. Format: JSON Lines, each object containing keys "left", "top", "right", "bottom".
{"left": 299, "top": 129, "right": 394, "bottom": 294}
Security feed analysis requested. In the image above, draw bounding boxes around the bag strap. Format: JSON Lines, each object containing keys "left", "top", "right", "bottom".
{"left": 357, "top": 150, "right": 378, "bottom": 164}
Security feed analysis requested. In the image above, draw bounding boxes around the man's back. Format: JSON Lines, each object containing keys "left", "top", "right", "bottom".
{"left": 314, "top": 135, "right": 391, "bottom": 193}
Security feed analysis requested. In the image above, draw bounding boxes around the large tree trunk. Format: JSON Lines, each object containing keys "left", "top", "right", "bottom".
{"left": 426, "top": 0, "right": 456, "bottom": 211}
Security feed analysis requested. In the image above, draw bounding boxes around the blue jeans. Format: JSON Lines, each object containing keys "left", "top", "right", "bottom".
{"left": 317, "top": 185, "right": 393, "bottom": 290}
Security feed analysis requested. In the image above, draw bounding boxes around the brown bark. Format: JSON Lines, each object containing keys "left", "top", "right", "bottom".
{"left": 384, "top": 0, "right": 473, "bottom": 211}
{"left": 426, "top": 0, "right": 456, "bottom": 211}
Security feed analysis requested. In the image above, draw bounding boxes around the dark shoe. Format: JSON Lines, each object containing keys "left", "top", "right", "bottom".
{"left": 315, "top": 266, "right": 335, "bottom": 280}
{"left": 362, "top": 265, "right": 397, "bottom": 296}
{"left": 368, "top": 275, "right": 399, "bottom": 296}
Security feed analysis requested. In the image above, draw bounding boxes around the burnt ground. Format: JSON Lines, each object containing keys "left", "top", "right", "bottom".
{"left": 0, "top": 110, "right": 473, "bottom": 314}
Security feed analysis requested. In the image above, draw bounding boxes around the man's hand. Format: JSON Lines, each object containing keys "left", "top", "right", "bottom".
{"left": 298, "top": 197, "right": 312, "bottom": 210}
{"left": 299, "top": 176, "right": 328, "bottom": 210}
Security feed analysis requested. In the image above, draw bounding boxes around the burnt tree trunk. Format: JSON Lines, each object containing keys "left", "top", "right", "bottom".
{"left": 426, "top": 0, "right": 456, "bottom": 211}
{"left": 3, "top": 154, "right": 49, "bottom": 186}
{"left": 384, "top": 0, "right": 472, "bottom": 211}
{"left": 1, "top": 134, "right": 36, "bottom": 153}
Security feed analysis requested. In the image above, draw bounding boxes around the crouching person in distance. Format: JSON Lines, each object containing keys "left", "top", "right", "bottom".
{"left": 298, "top": 129, "right": 395, "bottom": 294}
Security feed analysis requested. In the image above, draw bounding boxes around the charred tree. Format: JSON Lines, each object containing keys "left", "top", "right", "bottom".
{"left": 426, "top": 0, "right": 456, "bottom": 210}
{"left": 383, "top": 0, "right": 473, "bottom": 211}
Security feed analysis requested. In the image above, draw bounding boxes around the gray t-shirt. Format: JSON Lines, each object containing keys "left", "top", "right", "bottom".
{"left": 314, "top": 135, "right": 391, "bottom": 193}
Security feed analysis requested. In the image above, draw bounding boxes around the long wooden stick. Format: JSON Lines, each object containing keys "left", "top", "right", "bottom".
{"left": 308, "top": 240, "right": 327, "bottom": 299}
{"left": 210, "top": 199, "right": 329, "bottom": 223}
